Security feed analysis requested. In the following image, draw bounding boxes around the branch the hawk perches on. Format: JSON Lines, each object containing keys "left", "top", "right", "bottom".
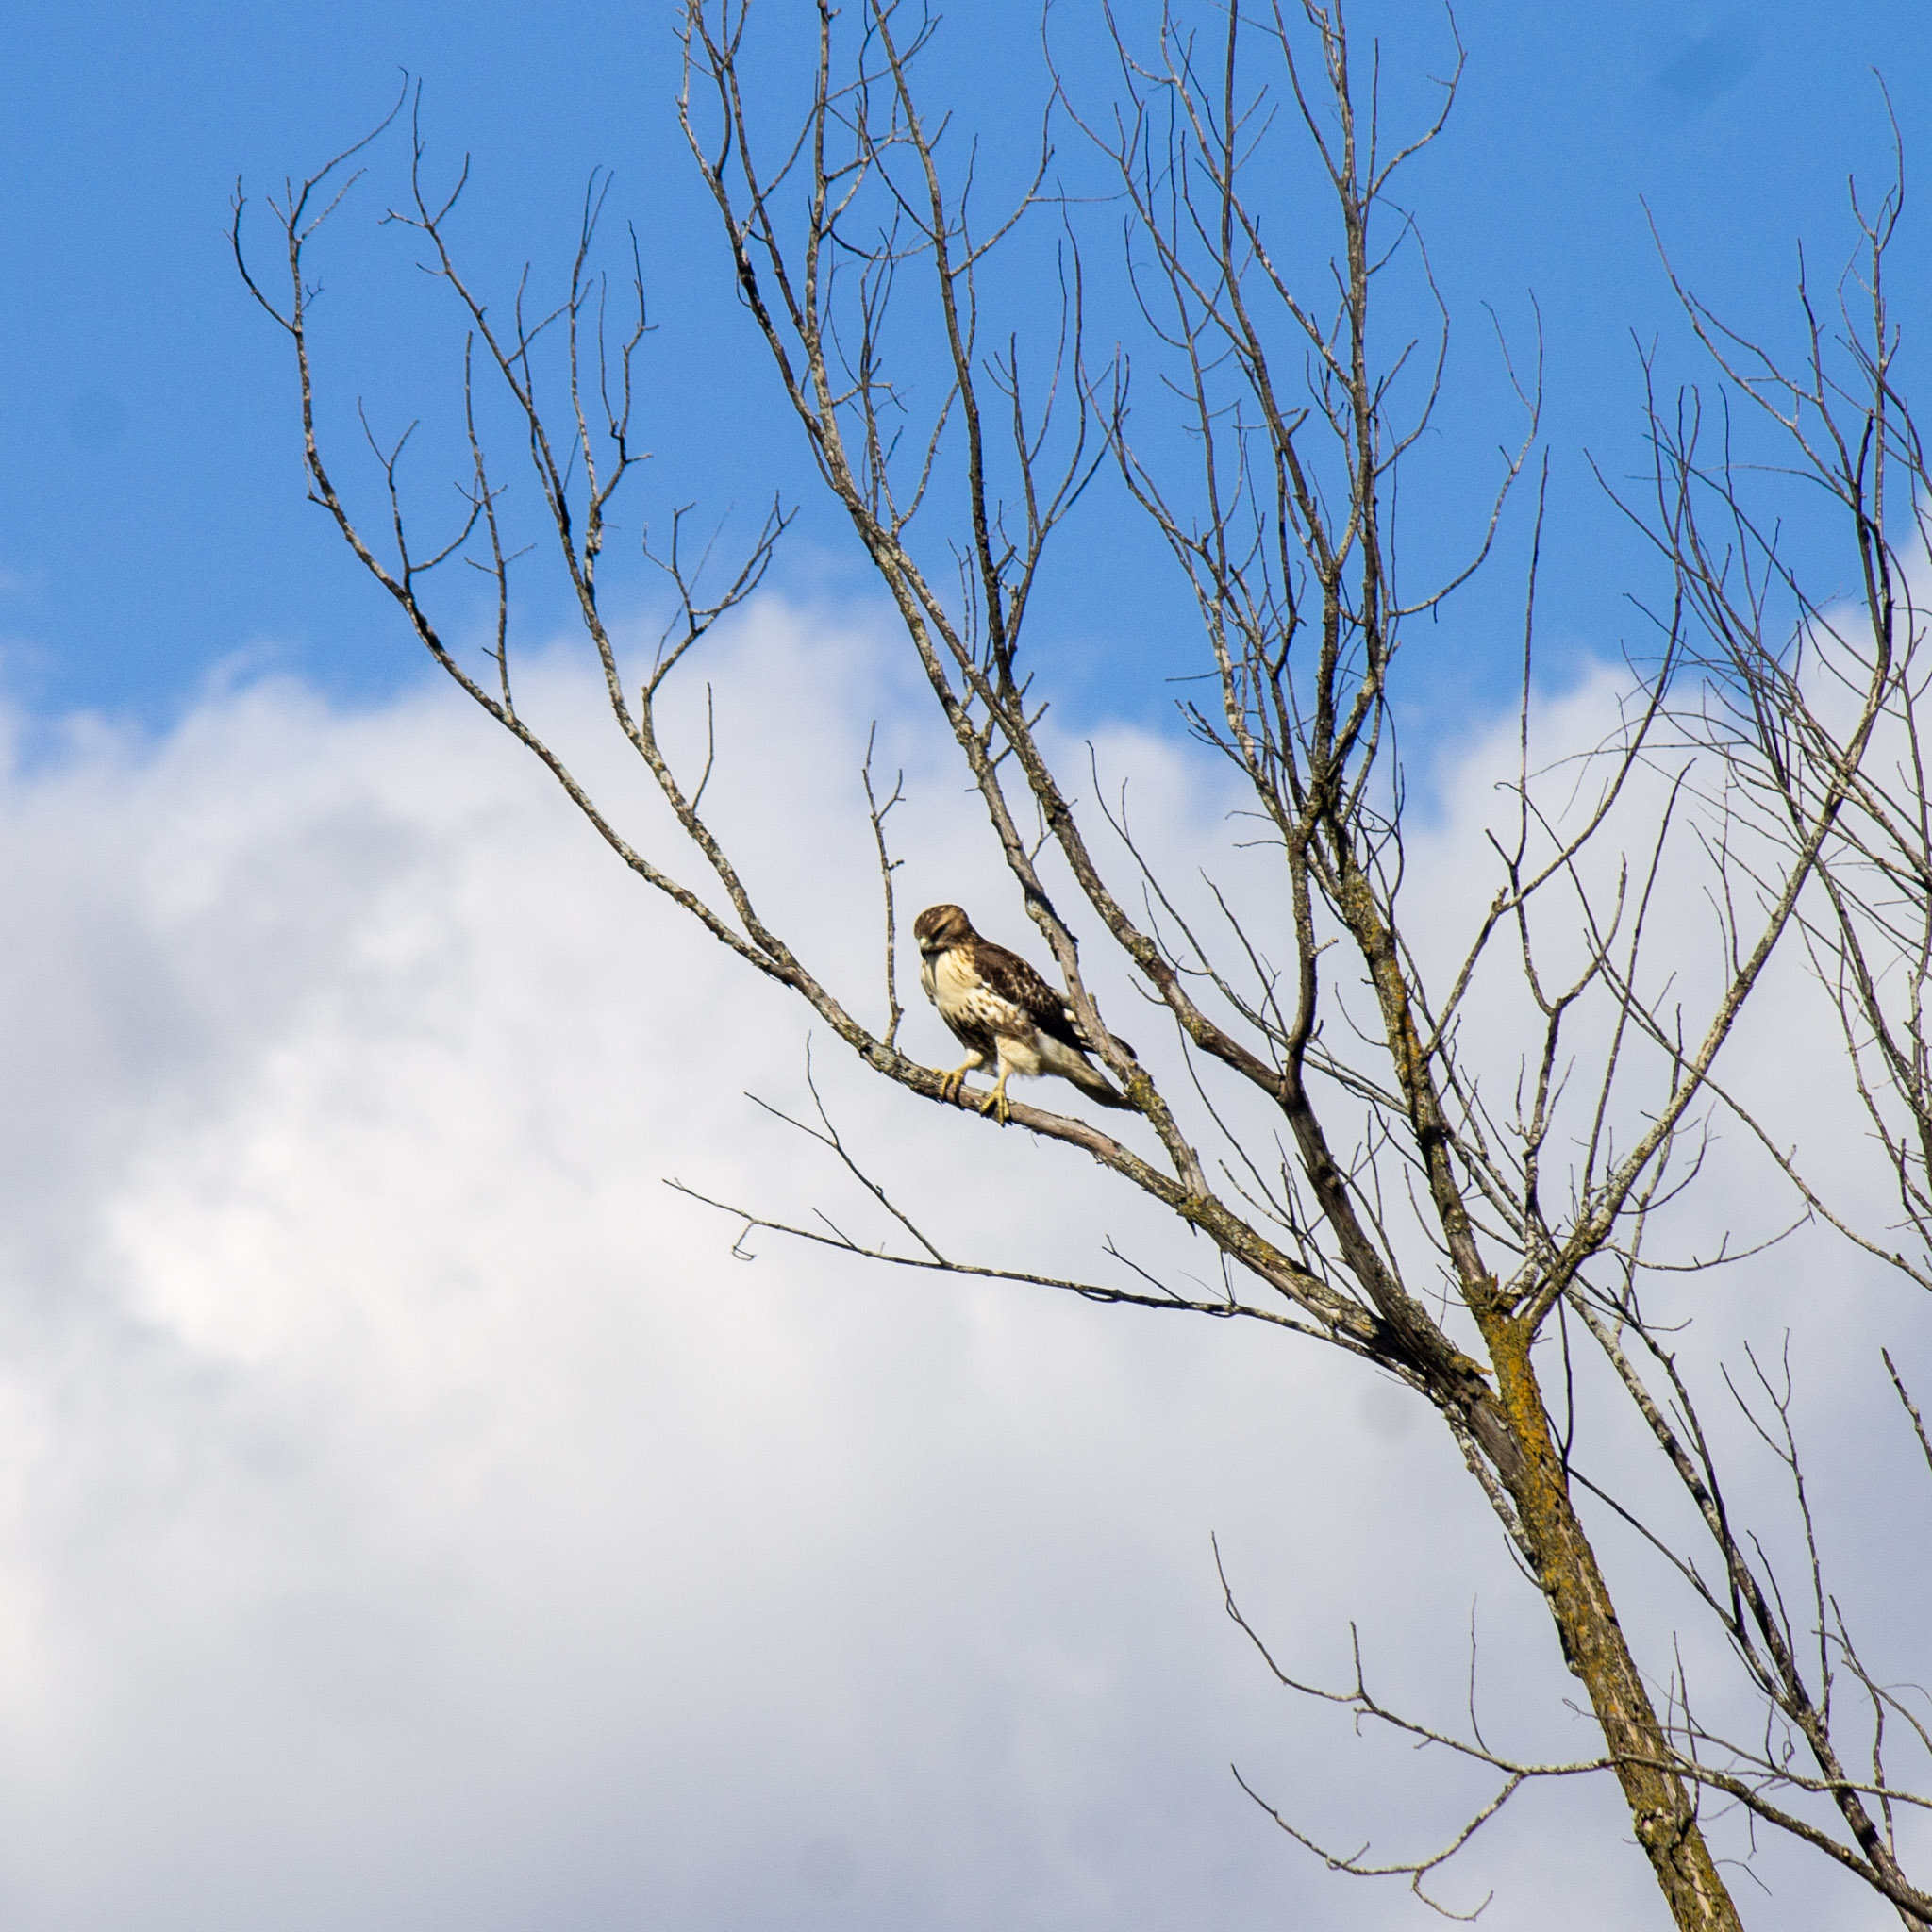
{"left": 913, "top": 904, "right": 1137, "bottom": 1123}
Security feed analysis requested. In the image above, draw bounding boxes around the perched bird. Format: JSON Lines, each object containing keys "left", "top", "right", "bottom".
{"left": 912, "top": 903, "right": 1137, "bottom": 1122}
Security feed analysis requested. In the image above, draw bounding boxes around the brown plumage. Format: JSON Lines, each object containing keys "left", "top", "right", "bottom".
{"left": 912, "top": 903, "right": 1136, "bottom": 1122}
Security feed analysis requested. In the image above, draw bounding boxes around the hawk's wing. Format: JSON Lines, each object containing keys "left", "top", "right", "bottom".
{"left": 972, "top": 938, "right": 1136, "bottom": 1061}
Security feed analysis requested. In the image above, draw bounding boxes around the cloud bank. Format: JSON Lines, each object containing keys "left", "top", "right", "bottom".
{"left": 0, "top": 607, "right": 1916, "bottom": 1928}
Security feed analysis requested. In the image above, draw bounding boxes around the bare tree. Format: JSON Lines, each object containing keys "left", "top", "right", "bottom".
{"left": 234, "top": 5, "right": 1932, "bottom": 1925}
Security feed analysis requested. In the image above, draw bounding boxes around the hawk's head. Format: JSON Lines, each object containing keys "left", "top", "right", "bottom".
{"left": 913, "top": 903, "right": 974, "bottom": 957}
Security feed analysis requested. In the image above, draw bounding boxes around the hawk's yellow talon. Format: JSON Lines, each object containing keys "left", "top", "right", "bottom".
{"left": 935, "top": 1059, "right": 981, "bottom": 1107}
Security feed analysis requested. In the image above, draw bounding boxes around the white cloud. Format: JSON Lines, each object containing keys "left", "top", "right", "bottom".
{"left": 0, "top": 606, "right": 1915, "bottom": 1928}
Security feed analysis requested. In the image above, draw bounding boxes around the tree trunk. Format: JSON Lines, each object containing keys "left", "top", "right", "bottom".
{"left": 1485, "top": 1318, "right": 1745, "bottom": 1932}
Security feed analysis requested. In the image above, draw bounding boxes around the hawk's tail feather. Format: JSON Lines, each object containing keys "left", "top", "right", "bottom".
{"left": 1067, "top": 1055, "right": 1136, "bottom": 1108}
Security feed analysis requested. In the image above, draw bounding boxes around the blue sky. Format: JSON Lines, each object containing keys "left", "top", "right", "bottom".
{"left": 4, "top": 1, "right": 1929, "bottom": 737}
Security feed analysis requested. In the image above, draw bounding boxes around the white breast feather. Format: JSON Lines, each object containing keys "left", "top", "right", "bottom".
{"left": 931, "top": 947, "right": 1027, "bottom": 1034}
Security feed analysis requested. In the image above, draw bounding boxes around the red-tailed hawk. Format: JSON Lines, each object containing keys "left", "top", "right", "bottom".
{"left": 912, "top": 903, "right": 1137, "bottom": 1122}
